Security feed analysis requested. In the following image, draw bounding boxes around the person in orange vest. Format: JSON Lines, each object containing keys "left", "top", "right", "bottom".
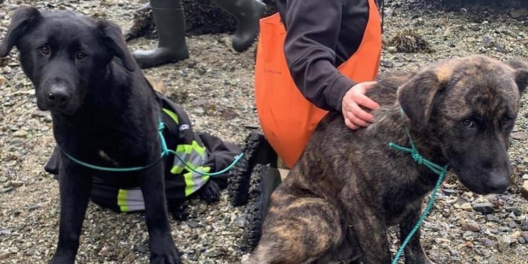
{"left": 228, "top": 0, "right": 383, "bottom": 250}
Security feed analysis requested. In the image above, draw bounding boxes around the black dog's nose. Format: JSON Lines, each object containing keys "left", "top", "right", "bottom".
{"left": 47, "top": 85, "right": 71, "bottom": 106}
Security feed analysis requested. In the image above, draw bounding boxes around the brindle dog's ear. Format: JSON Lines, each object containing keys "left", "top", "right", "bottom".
{"left": 505, "top": 59, "right": 528, "bottom": 94}
{"left": 96, "top": 20, "right": 137, "bottom": 72}
{"left": 397, "top": 70, "right": 443, "bottom": 130}
{"left": 0, "top": 6, "right": 42, "bottom": 57}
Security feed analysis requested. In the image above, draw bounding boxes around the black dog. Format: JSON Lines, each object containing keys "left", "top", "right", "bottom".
{"left": 0, "top": 7, "right": 181, "bottom": 263}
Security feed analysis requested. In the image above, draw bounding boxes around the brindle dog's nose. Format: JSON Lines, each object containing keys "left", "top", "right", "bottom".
{"left": 47, "top": 85, "right": 71, "bottom": 107}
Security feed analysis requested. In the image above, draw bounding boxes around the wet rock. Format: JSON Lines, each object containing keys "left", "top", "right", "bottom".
{"left": 473, "top": 203, "right": 495, "bottom": 214}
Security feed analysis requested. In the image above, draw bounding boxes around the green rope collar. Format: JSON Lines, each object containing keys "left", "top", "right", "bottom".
{"left": 62, "top": 119, "right": 243, "bottom": 176}
{"left": 388, "top": 111, "right": 449, "bottom": 264}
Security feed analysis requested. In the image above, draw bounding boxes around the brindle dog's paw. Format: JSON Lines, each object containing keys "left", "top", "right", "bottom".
{"left": 199, "top": 180, "right": 221, "bottom": 204}
{"left": 150, "top": 247, "right": 181, "bottom": 264}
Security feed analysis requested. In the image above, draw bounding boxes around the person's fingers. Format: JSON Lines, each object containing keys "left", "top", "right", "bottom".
{"left": 344, "top": 115, "right": 359, "bottom": 130}
{"left": 354, "top": 93, "right": 380, "bottom": 110}
{"left": 350, "top": 103, "right": 375, "bottom": 123}
{"left": 348, "top": 112, "right": 369, "bottom": 127}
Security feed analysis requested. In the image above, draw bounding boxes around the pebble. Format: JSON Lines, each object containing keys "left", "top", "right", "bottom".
{"left": 472, "top": 203, "right": 495, "bottom": 214}
{"left": 523, "top": 174, "right": 528, "bottom": 180}
{"left": 442, "top": 189, "right": 457, "bottom": 196}
{"left": 234, "top": 216, "right": 246, "bottom": 228}
{"left": 521, "top": 181, "right": 528, "bottom": 200}
{"left": 0, "top": 252, "right": 11, "bottom": 260}
{"left": 498, "top": 235, "right": 513, "bottom": 252}
{"left": 11, "top": 181, "right": 23, "bottom": 188}
{"left": 480, "top": 238, "right": 494, "bottom": 247}
{"left": 509, "top": 220, "right": 518, "bottom": 229}
{"left": 521, "top": 220, "right": 528, "bottom": 231}
{"left": 0, "top": 177, "right": 7, "bottom": 183}
{"left": 0, "top": 187, "right": 13, "bottom": 194}
{"left": 519, "top": 236, "right": 527, "bottom": 244}
{"left": 486, "top": 214, "right": 500, "bottom": 222}
{"left": 0, "top": 76, "right": 6, "bottom": 86}
{"left": 463, "top": 221, "right": 481, "bottom": 232}
{"left": 460, "top": 203, "right": 473, "bottom": 211}
{"left": 13, "top": 130, "right": 27, "bottom": 138}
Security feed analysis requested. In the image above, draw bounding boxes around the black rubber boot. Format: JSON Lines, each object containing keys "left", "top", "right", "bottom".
{"left": 242, "top": 164, "right": 282, "bottom": 252}
{"left": 210, "top": 0, "right": 266, "bottom": 52}
{"left": 132, "top": 0, "right": 189, "bottom": 69}
{"left": 228, "top": 132, "right": 277, "bottom": 206}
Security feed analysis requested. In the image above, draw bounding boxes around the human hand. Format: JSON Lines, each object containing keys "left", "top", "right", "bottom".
{"left": 341, "top": 81, "right": 380, "bottom": 130}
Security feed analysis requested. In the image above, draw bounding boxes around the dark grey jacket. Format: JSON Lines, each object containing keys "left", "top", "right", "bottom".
{"left": 276, "top": 0, "right": 372, "bottom": 112}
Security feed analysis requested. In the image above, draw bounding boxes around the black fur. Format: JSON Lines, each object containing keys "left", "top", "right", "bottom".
{"left": 0, "top": 7, "right": 180, "bottom": 264}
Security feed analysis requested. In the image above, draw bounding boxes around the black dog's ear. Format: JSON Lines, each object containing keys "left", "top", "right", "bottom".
{"left": 397, "top": 70, "right": 444, "bottom": 130}
{"left": 96, "top": 20, "right": 136, "bottom": 72}
{"left": 0, "top": 6, "right": 42, "bottom": 57}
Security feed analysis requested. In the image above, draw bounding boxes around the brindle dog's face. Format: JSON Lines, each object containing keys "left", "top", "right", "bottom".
{"left": 0, "top": 7, "right": 136, "bottom": 115}
{"left": 398, "top": 55, "right": 528, "bottom": 195}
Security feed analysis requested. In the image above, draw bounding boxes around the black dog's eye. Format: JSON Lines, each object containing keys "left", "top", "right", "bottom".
{"left": 76, "top": 52, "right": 87, "bottom": 60}
{"left": 461, "top": 119, "right": 475, "bottom": 128}
{"left": 39, "top": 46, "right": 50, "bottom": 55}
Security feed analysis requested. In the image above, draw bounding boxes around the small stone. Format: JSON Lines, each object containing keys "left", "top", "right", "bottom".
{"left": 388, "top": 46, "right": 398, "bottom": 53}
{"left": 510, "top": 8, "right": 528, "bottom": 19}
{"left": 490, "top": 228, "right": 499, "bottom": 234}
{"left": 13, "top": 130, "right": 27, "bottom": 138}
{"left": 509, "top": 220, "right": 518, "bottom": 229}
{"left": 26, "top": 247, "right": 36, "bottom": 256}
{"left": 518, "top": 236, "right": 526, "bottom": 244}
{"left": 523, "top": 174, "right": 528, "bottom": 180}
{"left": 29, "top": 204, "right": 40, "bottom": 211}
{"left": 511, "top": 231, "right": 522, "bottom": 239}
{"left": 486, "top": 214, "right": 500, "bottom": 222}
{"left": 234, "top": 216, "right": 246, "bottom": 228}
{"left": 506, "top": 207, "right": 522, "bottom": 216}
{"left": 442, "top": 189, "right": 457, "bottom": 196}
{"left": 521, "top": 181, "right": 528, "bottom": 200}
{"left": 499, "top": 227, "right": 511, "bottom": 232}
{"left": 188, "top": 221, "right": 199, "bottom": 228}
{"left": 0, "top": 187, "right": 13, "bottom": 193}
{"left": 11, "top": 181, "right": 23, "bottom": 188}
{"left": 0, "top": 252, "right": 11, "bottom": 260}
{"left": 461, "top": 203, "right": 473, "bottom": 212}
{"left": 498, "top": 235, "right": 513, "bottom": 252}
{"left": 463, "top": 221, "right": 481, "bottom": 232}
{"left": 521, "top": 221, "right": 528, "bottom": 231}
{"left": 0, "top": 229, "right": 10, "bottom": 236}
{"left": 0, "top": 177, "right": 7, "bottom": 183}
{"left": 511, "top": 131, "right": 528, "bottom": 140}
{"left": 480, "top": 238, "right": 494, "bottom": 247}
{"left": 473, "top": 203, "right": 495, "bottom": 214}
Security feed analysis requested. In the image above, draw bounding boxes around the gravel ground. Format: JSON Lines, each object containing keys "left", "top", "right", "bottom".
{"left": 1, "top": 0, "right": 528, "bottom": 263}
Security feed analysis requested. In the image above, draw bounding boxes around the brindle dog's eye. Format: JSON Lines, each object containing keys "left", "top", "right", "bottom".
{"left": 39, "top": 46, "right": 50, "bottom": 55}
{"left": 462, "top": 119, "right": 474, "bottom": 128}
{"left": 501, "top": 117, "right": 512, "bottom": 127}
{"left": 76, "top": 52, "right": 87, "bottom": 60}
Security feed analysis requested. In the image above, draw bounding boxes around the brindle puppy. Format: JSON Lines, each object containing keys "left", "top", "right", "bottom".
{"left": 245, "top": 55, "right": 528, "bottom": 264}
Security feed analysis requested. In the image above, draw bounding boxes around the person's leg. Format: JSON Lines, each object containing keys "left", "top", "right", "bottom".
{"left": 132, "top": 0, "right": 189, "bottom": 69}
{"left": 210, "top": 0, "right": 266, "bottom": 52}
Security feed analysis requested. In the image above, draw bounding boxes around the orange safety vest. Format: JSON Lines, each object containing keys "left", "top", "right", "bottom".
{"left": 254, "top": 0, "right": 382, "bottom": 168}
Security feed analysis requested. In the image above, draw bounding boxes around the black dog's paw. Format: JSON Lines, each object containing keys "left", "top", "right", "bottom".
{"left": 198, "top": 180, "right": 221, "bottom": 204}
{"left": 150, "top": 247, "right": 181, "bottom": 264}
{"left": 168, "top": 201, "right": 189, "bottom": 221}
{"left": 48, "top": 255, "right": 74, "bottom": 264}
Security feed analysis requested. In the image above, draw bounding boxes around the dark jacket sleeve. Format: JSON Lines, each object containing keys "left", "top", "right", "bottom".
{"left": 282, "top": 0, "right": 356, "bottom": 112}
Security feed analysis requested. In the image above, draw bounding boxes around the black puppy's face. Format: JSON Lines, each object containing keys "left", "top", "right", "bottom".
{"left": 0, "top": 7, "right": 136, "bottom": 115}
{"left": 398, "top": 55, "right": 528, "bottom": 195}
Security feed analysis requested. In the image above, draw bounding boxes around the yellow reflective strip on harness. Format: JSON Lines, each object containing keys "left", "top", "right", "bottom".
{"left": 162, "top": 108, "right": 179, "bottom": 124}
{"left": 117, "top": 189, "right": 129, "bottom": 212}
{"left": 192, "top": 140, "right": 205, "bottom": 157}
{"left": 184, "top": 166, "right": 211, "bottom": 197}
{"left": 170, "top": 140, "right": 207, "bottom": 174}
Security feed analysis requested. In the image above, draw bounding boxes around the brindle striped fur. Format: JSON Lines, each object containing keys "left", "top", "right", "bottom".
{"left": 245, "top": 55, "right": 528, "bottom": 264}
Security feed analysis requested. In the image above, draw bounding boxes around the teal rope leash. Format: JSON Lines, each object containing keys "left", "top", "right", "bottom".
{"left": 62, "top": 119, "right": 244, "bottom": 176}
{"left": 388, "top": 126, "right": 449, "bottom": 264}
